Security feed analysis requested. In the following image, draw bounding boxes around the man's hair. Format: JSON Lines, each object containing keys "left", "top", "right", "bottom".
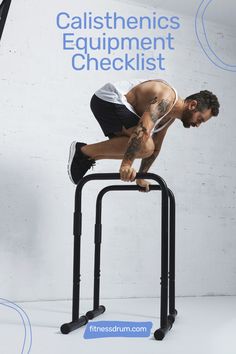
{"left": 185, "top": 90, "right": 220, "bottom": 116}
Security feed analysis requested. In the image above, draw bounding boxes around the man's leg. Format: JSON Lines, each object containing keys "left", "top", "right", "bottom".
{"left": 81, "top": 126, "right": 155, "bottom": 160}
{"left": 68, "top": 125, "right": 155, "bottom": 184}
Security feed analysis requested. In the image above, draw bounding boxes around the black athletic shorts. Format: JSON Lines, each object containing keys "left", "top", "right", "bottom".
{"left": 90, "top": 94, "right": 140, "bottom": 139}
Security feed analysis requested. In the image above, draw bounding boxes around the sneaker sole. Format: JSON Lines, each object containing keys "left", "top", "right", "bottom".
{"left": 67, "top": 141, "right": 77, "bottom": 184}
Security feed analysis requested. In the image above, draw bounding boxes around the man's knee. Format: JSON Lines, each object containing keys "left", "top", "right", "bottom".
{"left": 141, "top": 137, "right": 155, "bottom": 157}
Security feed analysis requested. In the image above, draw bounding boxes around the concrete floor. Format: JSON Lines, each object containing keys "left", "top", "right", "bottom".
{"left": 0, "top": 296, "right": 235, "bottom": 354}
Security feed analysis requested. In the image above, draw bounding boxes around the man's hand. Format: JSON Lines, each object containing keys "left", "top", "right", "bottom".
{"left": 136, "top": 179, "right": 151, "bottom": 192}
{"left": 119, "top": 164, "right": 137, "bottom": 182}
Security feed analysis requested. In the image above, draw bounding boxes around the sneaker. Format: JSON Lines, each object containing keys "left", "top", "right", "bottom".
{"left": 67, "top": 141, "right": 96, "bottom": 184}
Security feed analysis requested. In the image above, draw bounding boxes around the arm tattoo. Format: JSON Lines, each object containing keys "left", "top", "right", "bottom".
{"left": 138, "top": 132, "right": 162, "bottom": 173}
{"left": 138, "top": 148, "right": 160, "bottom": 173}
{"left": 122, "top": 95, "right": 172, "bottom": 167}
{"left": 122, "top": 121, "right": 149, "bottom": 165}
{"left": 145, "top": 97, "right": 172, "bottom": 124}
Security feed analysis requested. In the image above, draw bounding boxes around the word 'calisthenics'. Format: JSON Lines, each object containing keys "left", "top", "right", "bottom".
{"left": 56, "top": 12, "right": 180, "bottom": 71}
{"left": 56, "top": 11, "right": 180, "bottom": 29}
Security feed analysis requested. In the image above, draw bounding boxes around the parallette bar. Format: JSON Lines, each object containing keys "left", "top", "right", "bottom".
{"left": 168, "top": 309, "right": 178, "bottom": 324}
{"left": 86, "top": 305, "right": 106, "bottom": 320}
{"left": 154, "top": 319, "right": 173, "bottom": 340}
{"left": 60, "top": 315, "right": 88, "bottom": 334}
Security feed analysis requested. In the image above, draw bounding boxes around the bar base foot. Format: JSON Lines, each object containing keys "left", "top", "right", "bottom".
{"left": 154, "top": 320, "right": 173, "bottom": 340}
{"left": 60, "top": 316, "right": 88, "bottom": 334}
{"left": 86, "top": 305, "right": 106, "bottom": 320}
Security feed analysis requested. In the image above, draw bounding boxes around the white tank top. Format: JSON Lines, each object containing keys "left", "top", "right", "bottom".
{"left": 94, "top": 78, "right": 178, "bottom": 134}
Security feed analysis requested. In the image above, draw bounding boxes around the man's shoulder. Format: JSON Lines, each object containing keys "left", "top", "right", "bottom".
{"left": 138, "top": 79, "right": 175, "bottom": 99}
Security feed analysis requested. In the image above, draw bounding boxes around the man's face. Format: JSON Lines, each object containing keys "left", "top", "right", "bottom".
{"left": 182, "top": 100, "right": 212, "bottom": 128}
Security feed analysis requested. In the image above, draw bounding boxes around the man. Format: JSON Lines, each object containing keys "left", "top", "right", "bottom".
{"left": 67, "top": 78, "right": 220, "bottom": 192}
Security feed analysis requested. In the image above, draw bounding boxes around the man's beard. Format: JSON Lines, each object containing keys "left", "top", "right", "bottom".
{"left": 181, "top": 109, "right": 194, "bottom": 128}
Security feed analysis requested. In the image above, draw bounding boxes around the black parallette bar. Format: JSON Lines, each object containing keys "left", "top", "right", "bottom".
{"left": 60, "top": 315, "right": 88, "bottom": 334}
{"left": 168, "top": 309, "right": 178, "bottom": 324}
{"left": 86, "top": 305, "right": 106, "bottom": 320}
{"left": 94, "top": 223, "right": 102, "bottom": 243}
{"left": 73, "top": 211, "right": 82, "bottom": 235}
{"left": 154, "top": 319, "right": 173, "bottom": 340}
{"left": 62, "top": 173, "right": 177, "bottom": 340}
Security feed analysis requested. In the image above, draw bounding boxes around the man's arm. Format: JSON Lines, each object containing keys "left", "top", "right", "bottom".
{"left": 138, "top": 119, "right": 174, "bottom": 173}
{"left": 120, "top": 95, "right": 173, "bottom": 168}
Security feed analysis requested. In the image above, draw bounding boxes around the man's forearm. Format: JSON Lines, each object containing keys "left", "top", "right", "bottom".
{"left": 121, "top": 121, "right": 149, "bottom": 166}
{"left": 138, "top": 147, "right": 161, "bottom": 173}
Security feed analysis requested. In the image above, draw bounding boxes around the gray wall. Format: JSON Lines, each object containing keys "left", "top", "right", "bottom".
{"left": 0, "top": 0, "right": 235, "bottom": 301}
